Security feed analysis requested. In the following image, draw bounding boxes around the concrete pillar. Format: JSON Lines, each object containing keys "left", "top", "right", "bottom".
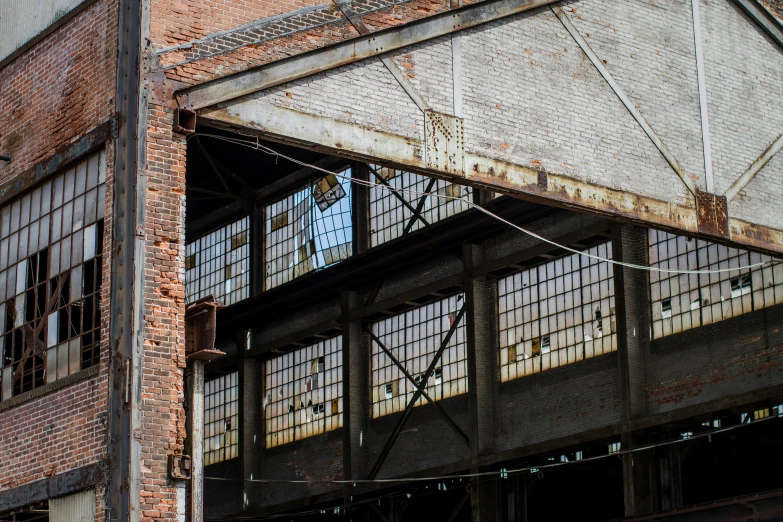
{"left": 463, "top": 243, "right": 498, "bottom": 522}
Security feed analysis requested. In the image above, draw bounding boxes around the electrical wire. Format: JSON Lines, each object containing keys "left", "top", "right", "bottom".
{"left": 205, "top": 413, "right": 782, "bottom": 487}
{"left": 190, "top": 133, "right": 782, "bottom": 276}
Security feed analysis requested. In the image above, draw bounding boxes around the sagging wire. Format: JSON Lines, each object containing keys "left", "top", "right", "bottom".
{"left": 204, "top": 413, "right": 782, "bottom": 486}
{"left": 189, "top": 133, "right": 782, "bottom": 276}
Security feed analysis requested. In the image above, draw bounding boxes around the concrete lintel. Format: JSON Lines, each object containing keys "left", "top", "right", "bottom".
{"left": 176, "top": 0, "right": 558, "bottom": 110}
{"left": 199, "top": 102, "right": 783, "bottom": 255}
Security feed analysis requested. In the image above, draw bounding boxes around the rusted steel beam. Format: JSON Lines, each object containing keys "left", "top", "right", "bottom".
{"left": 176, "top": 0, "right": 559, "bottom": 110}
{"left": 0, "top": 461, "right": 106, "bottom": 514}
{"left": 0, "top": 118, "right": 114, "bottom": 206}
{"left": 731, "top": 0, "right": 783, "bottom": 51}
{"left": 200, "top": 105, "right": 783, "bottom": 255}
{"left": 368, "top": 306, "right": 466, "bottom": 479}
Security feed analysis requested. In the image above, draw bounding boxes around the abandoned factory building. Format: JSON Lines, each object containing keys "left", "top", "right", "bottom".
{"left": 2, "top": 0, "right": 783, "bottom": 520}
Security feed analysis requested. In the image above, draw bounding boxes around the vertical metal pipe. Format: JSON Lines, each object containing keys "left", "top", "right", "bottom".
{"left": 188, "top": 360, "right": 205, "bottom": 522}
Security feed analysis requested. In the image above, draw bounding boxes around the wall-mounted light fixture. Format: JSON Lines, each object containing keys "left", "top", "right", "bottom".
{"left": 0, "top": 155, "right": 10, "bottom": 162}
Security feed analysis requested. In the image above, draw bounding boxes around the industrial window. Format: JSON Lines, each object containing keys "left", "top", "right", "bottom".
{"left": 649, "top": 230, "right": 783, "bottom": 339}
{"left": 368, "top": 165, "right": 471, "bottom": 247}
{"left": 263, "top": 336, "right": 343, "bottom": 448}
{"left": 185, "top": 216, "right": 250, "bottom": 306}
{"left": 0, "top": 152, "right": 105, "bottom": 401}
{"left": 371, "top": 294, "right": 467, "bottom": 418}
{"left": 498, "top": 242, "right": 617, "bottom": 382}
{"left": 204, "top": 371, "right": 239, "bottom": 465}
{"left": 265, "top": 170, "right": 352, "bottom": 289}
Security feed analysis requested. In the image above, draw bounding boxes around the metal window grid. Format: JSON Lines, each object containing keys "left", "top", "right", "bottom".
{"left": 265, "top": 169, "right": 353, "bottom": 290}
{"left": 369, "top": 165, "right": 471, "bottom": 247}
{"left": 498, "top": 242, "right": 617, "bottom": 382}
{"left": 185, "top": 216, "right": 250, "bottom": 306}
{"left": 0, "top": 152, "right": 105, "bottom": 400}
{"left": 264, "top": 336, "right": 343, "bottom": 448}
{"left": 371, "top": 294, "right": 467, "bottom": 418}
{"left": 649, "top": 229, "right": 783, "bottom": 339}
{"left": 204, "top": 371, "right": 240, "bottom": 465}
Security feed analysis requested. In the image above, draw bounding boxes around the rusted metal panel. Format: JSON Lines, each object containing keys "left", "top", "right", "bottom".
{"left": 696, "top": 190, "right": 728, "bottom": 239}
{"left": 425, "top": 111, "right": 464, "bottom": 177}
{"left": 185, "top": 296, "right": 226, "bottom": 361}
{"left": 199, "top": 105, "right": 783, "bottom": 255}
{"left": 0, "top": 462, "right": 105, "bottom": 515}
{"left": 176, "top": 0, "right": 560, "bottom": 110}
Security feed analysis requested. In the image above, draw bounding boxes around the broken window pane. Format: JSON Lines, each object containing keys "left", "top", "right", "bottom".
{"left": 264, "top": 336, "right": 343, "bottom": 448}
{"left": 370, "top": 294, "right": 467, "bottom": 418}
{"left": 498, "top": 242, "right": 617, "bottom": 382}
{"left": 204, "top": 371, "right": 239, "bottom": 465}
{"left": 185, "top": 216, "right": 250, "bottom": 306}
{"left": 648, "top": 229, "right": 783, "bottom": 339}
{"left": 368, "top": 165, "right": 471, "bottom": 247}
{"left": 0, "top": 151, "right": 105, "bottom": 401}
{"left": 265, "top": 169, "right": 353, "bottom": 290}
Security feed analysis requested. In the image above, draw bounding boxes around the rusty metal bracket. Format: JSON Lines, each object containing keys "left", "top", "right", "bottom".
{"left": 367, "top": 329, "right": 470, "bottom": 446}
{"left": 185, "top": 296, "right": 227, "bottom": 363}
{"left": 696, "top": 189, "right": 728, "bottom": 238}
{"left": 174, "top": 107, "right": 197, "bottom": 134}
{"left": 537, "top": 169, "right": 547, "bottom": 190}
{"left": 368, "top": 305, "right": 467, "bottom": 479}
{"left": 425, "top": 111, "right": 465, "bottom": 177}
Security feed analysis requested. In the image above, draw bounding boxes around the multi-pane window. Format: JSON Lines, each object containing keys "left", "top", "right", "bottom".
{"left": 265, "top": 170, "right": 352, "bottom": 289}
{"left": 498, "top": 242, "right": 616, "bottom": 382}
{"left": 204, "top": 371, "right": 239, "bottom": 465}
{"left": 185, "top": 217, "right": 250, "bottom": 306}
{"left": 263, "top": 336, "right": 343, "bottom": 448}
{"left": 649, "top": 230, "right": 783, "bottom": 338}
{"left": 371, "top": 294, "right": 467, "bottom": 418}
{"left": 0, "top": 152, "right": 105, "bottom": 400}
{"left": 369, "top": 165, "right": 471, "bottom": 247}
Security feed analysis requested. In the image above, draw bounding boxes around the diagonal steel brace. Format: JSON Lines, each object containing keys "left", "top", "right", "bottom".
{"left": 368, "top": 305, "right": 466, "bottom": 479}
{"left": 367, "top": 329, "right": 469, "bottom": 446}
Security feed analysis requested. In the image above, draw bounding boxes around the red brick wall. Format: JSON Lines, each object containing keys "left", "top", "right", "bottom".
{"left": 138, "top": 102, "right": 188, "bottom": 521}
{"left": 0, "top": 3, "right": 117, "bottom": 520}
{"left": 0, "top": 0, "right": 117, "bottom": 184}
{"left": 155, "top": 0, "right": 451, "bottom": 85}
{"left": 150, "top": 0, "right": 325, "bottom": 48}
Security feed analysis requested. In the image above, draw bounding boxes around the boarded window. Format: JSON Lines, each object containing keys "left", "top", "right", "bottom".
{"left": 371, "top": 294, "right": 467, "bottom": 418}
{"left": 369, "top": 165, "right": 470, "bottom": 247}
{"left": 0, "top": 152, "right": 105, "bottom": 401}
{"left": 265, "top": 170, "right": 352, "bottom": 290}
{"left": 185, "top": 216, "right": 250, "bottom": 306}
{"left": 264, "top": 336, "right": 343, "bottom": 448}
{"left": 204, "top": 371, "right": 239, "bottom": 465}
{"left": 649, "top": 229, "right": 783, "bottom": 338}
{"left": 498, "top": 242, "right": 617, "bottom": 382}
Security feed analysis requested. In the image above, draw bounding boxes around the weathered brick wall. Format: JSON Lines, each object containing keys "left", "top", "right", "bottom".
{"left": 0, "top": 376, "right": 106, "bottom": 489}
{"left": 0, "top": 3, "right": 116, "bottom": 520}
{"left": 155, "top": 0, "right": 452, "bottom": 85}
{"left": 646, "top": 304, "right": 783, "bottom": 414}
{"left": 139, "top": 101, "right": 188, "bottom": 520}
{"left": 0, "top": 0, "right": 117, "bottom": 184}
